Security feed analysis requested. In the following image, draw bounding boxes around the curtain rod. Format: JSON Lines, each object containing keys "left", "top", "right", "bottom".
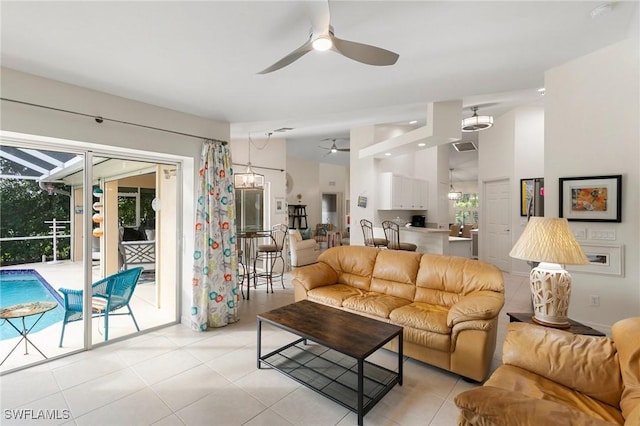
{"left": 0, "top": 97, "right": 228, "bottom": 145}
{"left": 233, "top": 162, "right": 284, "bottom": 172}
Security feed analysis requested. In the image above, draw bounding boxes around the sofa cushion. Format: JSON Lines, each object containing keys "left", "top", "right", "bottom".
{"left": 307, "top": 284, "right": 366, "bottom": 307}
{"left": 455, "top": 385, "right": 621, "bottom": 426}
{"left": 503, "top": 323, "right": 623, "bottom": 407}
{"left": 389, "top": 302, "right": 449, "bottom": 333}
{"left": 612, "top": 317, "right": 640, "bottom": 420}
{"left": 317, "top": 246, "right": 379, "bottom": 291}
{"left": 342, "top": 292, "right": 411, "bottom": 320}
{"left": 370, "top": 250, "right": 420, "bottom": 301}
{"left": 485, "top": 365, "right": 625, "bottom": 425}
{"left": 414, "top": 254, "right": 503, "bottom": 307}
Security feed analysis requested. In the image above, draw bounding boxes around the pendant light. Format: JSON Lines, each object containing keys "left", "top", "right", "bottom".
{"left": 461, "top": 106, "right": 493, "bottom": 132}
{"left": 234, "top": 138, "right": 264, "bottom": 189}
{"left": 448, "top": 168, "right": 462, "bottom": 200}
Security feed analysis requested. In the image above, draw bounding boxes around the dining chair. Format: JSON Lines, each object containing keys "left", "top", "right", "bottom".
{"left": 382, "top": 220, "right": 417, "bottom": 251}
{"left": 360, "top": 219, "right": 388, "bottom": 248}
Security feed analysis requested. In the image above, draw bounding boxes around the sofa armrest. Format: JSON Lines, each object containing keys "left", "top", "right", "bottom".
{"left": 447, "top": 291, "right": 504, "bottom": 326}
{"left": 455, "top": 386, "right": 616, "bottom": 426}
{"left": 291, "top": 262, "right": 338, "bottom": 292}
{"left": 502, "top": 322, "right": 623, "bottom": 407}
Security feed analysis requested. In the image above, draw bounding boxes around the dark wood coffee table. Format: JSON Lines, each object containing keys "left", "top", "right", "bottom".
{"left": 257, "top": 300, "right": 403, "bottom": 426}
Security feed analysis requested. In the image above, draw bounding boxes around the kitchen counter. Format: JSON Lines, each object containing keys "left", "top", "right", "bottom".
{"left": 374, "top": 226, "right": 450, "bottom": 255}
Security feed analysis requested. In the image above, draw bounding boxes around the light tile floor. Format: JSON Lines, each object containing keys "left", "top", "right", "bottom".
{"left": 0, "top": 271, "right": 531, "bottom": 426}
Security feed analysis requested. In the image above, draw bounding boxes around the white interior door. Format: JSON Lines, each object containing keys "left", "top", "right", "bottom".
{"left": 484, "top": 179, "right": 511, "bottom": 271}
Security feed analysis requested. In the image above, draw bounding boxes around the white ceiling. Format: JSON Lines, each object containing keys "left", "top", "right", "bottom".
{"left": 1, "top": 1, "right": 637, "bottom": 173}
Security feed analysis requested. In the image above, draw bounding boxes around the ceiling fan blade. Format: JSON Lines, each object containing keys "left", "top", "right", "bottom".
{"left": 331, "top": 35, "right": 399, "bottom": 66}
{"left": 258, "top": 38, "right": 314, "bottom": 74}
{"left": 336, "top": 148, "right": 350, "bottom": 152}
{"left": 306, "top": 0, "right": 330, "bottom": 33}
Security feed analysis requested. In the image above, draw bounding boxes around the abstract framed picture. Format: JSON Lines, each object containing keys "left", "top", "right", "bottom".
{"left": 567, "top": 244, "right": 624, "bottom": 276}
{"left": 559, "top": 175, "right": 621, "bottom": 222}
{"left": 520, "top": 178, "right": 544, "bottom": 217}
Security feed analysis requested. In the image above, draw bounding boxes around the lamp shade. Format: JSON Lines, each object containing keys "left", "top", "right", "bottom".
{"left": 509, "top": 217, "right": 588, "bottom": 265}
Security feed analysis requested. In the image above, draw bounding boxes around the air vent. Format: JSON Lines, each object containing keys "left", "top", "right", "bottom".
{"left": 452, "top": 141, "right": 477, "bottom": 152}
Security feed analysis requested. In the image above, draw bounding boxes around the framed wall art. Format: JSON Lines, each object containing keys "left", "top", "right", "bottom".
{"left": 559, "top": 175, "right": 621, "bottom": 222}
{"left": 567, "top": 244, "right": 624, "bottom": 276}
{"left": 520, "top": 178, "right": 544, "bottom": 217}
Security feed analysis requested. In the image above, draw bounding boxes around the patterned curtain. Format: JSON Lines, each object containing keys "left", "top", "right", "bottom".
{"left": 191, "top": 140, "right": 239, "bottom": 331}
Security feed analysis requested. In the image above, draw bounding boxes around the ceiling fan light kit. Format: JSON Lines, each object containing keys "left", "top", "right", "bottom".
{"left": 258, "top": 2, "right": 399, "bottom": 74}
{"left": 461, "top": 106, "right": 494, "bottom": 132}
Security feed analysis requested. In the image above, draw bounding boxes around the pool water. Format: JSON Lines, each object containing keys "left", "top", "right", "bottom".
{"left": 0, "top": 270, "right": 65, "bottom": 340}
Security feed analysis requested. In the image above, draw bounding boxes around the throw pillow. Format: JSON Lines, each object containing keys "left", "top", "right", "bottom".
{"left": 301, "top": 228, "right": 312, "bottom": 240}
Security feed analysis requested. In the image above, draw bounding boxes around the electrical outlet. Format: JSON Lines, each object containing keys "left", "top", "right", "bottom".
{"left": 590, "top": 295, "right": 600, "bottom": 307}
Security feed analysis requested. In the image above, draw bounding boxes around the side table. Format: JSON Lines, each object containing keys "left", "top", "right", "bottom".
{"left": 0, "top": 301, "right": 58, "bottom": 365}
{"left": 507, "top": 312, "right": 606, "bottom": 337}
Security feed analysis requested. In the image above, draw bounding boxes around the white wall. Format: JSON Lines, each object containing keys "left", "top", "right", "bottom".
{"left": 349, "top": 126, "right": 377, "bottom": 245}
{"left": 285, "top": 157, "right": 321, "bottom": 230}
{"left": 1, "top": 67, "right": 229, "bottom": 326}
{"left": 231, "top": 136, "right": 287, "bottom": 228}
{"left": 544, "top": 38, "right": 639, "bottom": 328}
{"left": 511, "top": 107, "right": 545, "bottom": 275}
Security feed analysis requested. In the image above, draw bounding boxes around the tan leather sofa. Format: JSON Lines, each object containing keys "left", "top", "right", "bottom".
{"left": 291, "top": 245, "right": 505, "bottom": 381}
{"left": 454, "top": 317, "right": 640, "bottom": 425}
{"left": 289, "top": 229, "right": 320, "bottom": 267}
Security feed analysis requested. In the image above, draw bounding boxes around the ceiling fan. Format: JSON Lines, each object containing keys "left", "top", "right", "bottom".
{"left": 319, "top": 138, "right": 350, "bottom": 154}
{"left": 258, "top": 1, "right": 399, "bottom": 74}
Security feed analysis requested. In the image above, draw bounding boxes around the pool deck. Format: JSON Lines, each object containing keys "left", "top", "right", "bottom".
{"left": 0, "top": 260, "right": 174, "bottom": 372}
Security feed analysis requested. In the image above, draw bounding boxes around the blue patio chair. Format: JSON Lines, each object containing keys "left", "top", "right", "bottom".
{"left": 58, "top": 267, "right": 143, "bottom": 347}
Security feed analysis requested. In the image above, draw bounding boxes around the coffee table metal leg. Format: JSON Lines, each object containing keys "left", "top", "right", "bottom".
{"left": 256, "top": 319, "right": 262, "bottom": 369}
{"left": 358, "top": 358, "right": 364, "bottom": 426}
{"left": 398, "top": 333, "right": 403, "bottom": 386}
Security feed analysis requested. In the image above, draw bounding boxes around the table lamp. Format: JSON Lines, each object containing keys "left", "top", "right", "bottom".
{"left": 509, "top": 217, "right": 589, "bottom": 328}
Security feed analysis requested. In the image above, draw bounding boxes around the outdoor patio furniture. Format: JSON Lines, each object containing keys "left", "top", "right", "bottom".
{"left": 119, "top": 240, "right": 155, "bottom": 273}
{"left": 58, "top": 267, "right": 143, "bottom": 346}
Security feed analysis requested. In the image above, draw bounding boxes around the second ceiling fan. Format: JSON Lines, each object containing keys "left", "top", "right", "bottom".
{"left": 320, "top": 138, "right": 350, "bottom": 155}
{"left": 258, "top": 1, "right": 399, "bottom": 74}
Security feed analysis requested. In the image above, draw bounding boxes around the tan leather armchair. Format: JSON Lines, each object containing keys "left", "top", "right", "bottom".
{"left": 454, "top": 317, "right": 640, "bottom": 425}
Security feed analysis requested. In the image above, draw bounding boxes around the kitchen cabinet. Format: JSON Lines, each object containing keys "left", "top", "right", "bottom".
{"left": 378, "top": 173, "right": 428, "bottom": 210}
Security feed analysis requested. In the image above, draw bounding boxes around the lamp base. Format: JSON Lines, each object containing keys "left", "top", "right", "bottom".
{"left": 530, "top": 262, "right": 572, "bottom": 329}
{"left": 531, "top": 315, "right": 571, "bottom": 329}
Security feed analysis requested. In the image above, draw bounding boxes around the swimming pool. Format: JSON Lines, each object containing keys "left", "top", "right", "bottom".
{"left": 0, "top": 270, "right": 65, "bottom": 340}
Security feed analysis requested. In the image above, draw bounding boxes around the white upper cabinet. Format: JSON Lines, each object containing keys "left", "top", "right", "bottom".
{"left": 378, "top": 172, "right": 428, "bottom": 210}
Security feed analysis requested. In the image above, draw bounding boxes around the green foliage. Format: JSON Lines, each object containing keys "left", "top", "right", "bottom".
{"left": 0, "top": 160, "right": 71, "bottom": 265}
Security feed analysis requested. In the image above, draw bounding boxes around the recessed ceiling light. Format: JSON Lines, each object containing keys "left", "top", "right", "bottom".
{"left": 418, "top": 143, "right": 426, "bottom": 147}
{"left": 384, "top": 152, "right": 392, "bottom": 156}
{"left": 409, "top": 120, "right": 418, "bottom": 125}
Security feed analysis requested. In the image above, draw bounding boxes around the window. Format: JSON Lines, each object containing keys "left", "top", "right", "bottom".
{"left": 453, "top": 193, "right": 479, "bottom": 224}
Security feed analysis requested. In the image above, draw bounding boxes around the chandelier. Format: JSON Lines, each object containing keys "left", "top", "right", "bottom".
{"left": 461, "top": 106, "right": 493, "bottom": 132}
{"left": 448, "top": 168, "right": 462, "bottom": 200}
{"left": 234, "top": 139, "right": 264, "bottom": 189}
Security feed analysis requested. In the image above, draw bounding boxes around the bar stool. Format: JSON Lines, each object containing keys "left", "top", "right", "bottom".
{"left": 254, "top": 224, "right": 288, "bottom": 292}
{"left": 382, "top": 220, "right": 417, "bottom": 251}
{"left": 360, "top": 219, "right": 388, "bottom": 248}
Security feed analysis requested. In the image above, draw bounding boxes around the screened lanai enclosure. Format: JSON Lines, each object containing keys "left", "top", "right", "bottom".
{"left": 0, "top": 143, "right": 180, "bottom": 372}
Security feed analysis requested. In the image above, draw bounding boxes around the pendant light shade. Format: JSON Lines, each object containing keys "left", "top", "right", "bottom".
{"left": 234, "top": 139, "right": 264, "bottom": 189}
{"left": 462, "top": 106, "right": 494, "bottom": 132}
{"left": 448, "top": 168, "right": 462, "bottom": 200}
